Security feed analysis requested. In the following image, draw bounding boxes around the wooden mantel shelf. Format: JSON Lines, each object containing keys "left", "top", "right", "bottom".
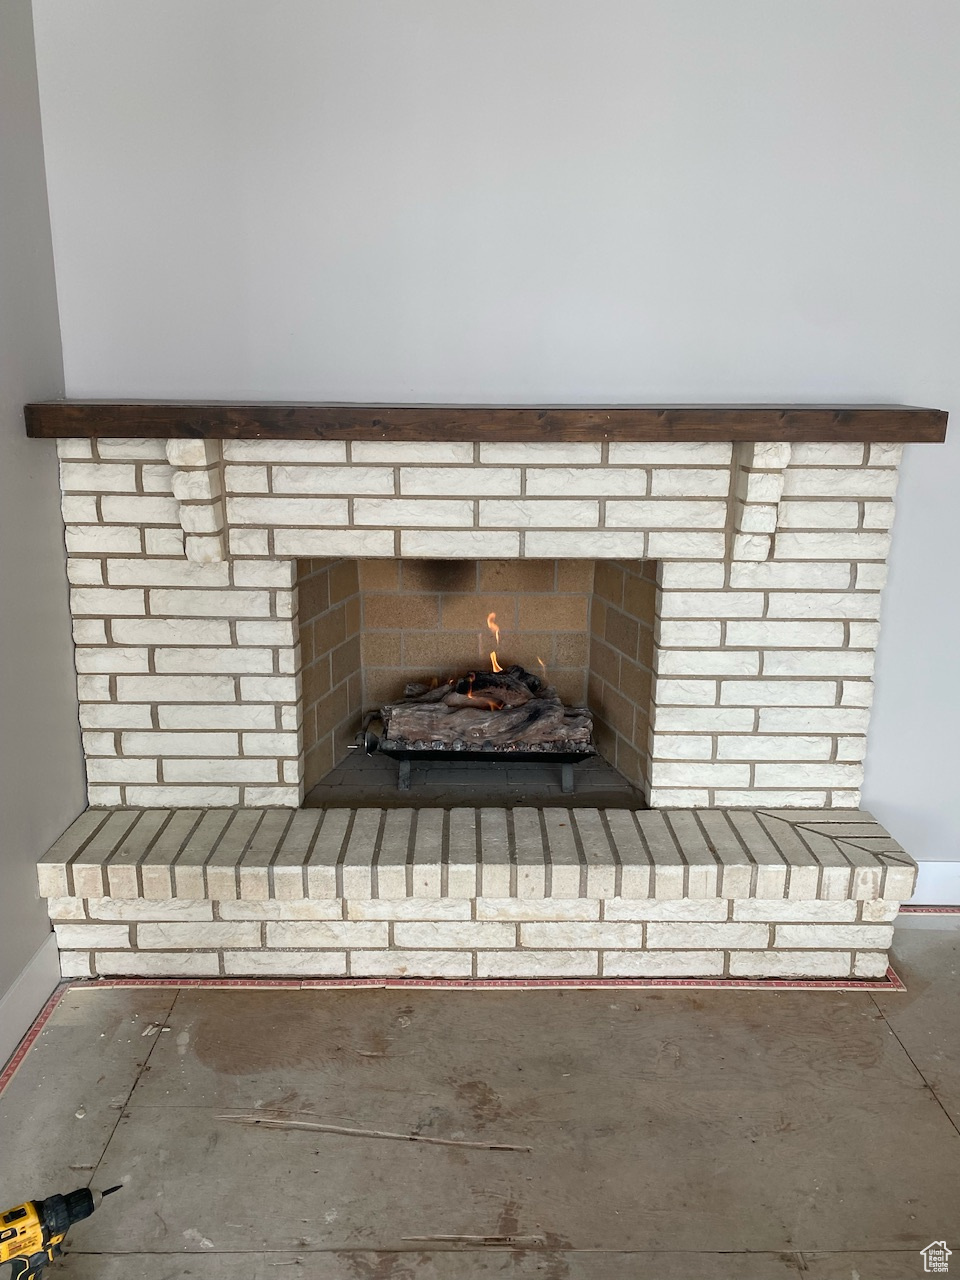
{"left": 24, "top": 401, "right": 947, "bottom": 443}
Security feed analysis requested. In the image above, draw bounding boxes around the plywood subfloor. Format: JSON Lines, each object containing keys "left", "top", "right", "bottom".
{"left": 1, "top": 918, "right": 958, "bottom": 1278}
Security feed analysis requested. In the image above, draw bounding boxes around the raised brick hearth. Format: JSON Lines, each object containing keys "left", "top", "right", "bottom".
{"left": 41, "top": 806, "right": 914, "bottom": 980}
{"left": 36, "top": 416, "right": 938, "bottom": 978}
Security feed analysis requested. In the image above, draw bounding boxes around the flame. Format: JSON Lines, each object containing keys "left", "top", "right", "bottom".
{"left": 486, "top": 612, "right": 502, "bottom": 673}
{"left": 536, "top": 656, "right": 547, "bottom": 679}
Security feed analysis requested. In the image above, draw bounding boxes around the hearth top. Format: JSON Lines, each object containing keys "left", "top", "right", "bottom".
{"left": 37, "top": 805, "right": 916, "bottom": 905}
{"left": 24, "top": 401, "right": 948, "bottom": 442}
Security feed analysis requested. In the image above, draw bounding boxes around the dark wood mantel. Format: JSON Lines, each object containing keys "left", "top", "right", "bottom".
{"left": 23, "top": 401, "right": 948, "bottom": 443}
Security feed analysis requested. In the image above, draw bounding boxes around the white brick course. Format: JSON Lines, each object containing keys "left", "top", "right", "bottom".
{"left": 609, "top": 442, "right": 732, "bottom": 465}
{"left": 154, "top": 647, "right": 274, "bottom": 674}
{"left": 157, "top": 704, "right": 278, "bottom": 729}
{"left": 782, "top": 468, "right": 899, "bottom": 498}
{"left": 107, "top": 558, "right": 229, "bottom": 586}
{"left": 149, "top": 589, "right": 270, "bottom": 617}
{"left": 647, "top": 531, "right": 726, "bottom": 559}
{"left": 401, "top": 466, "right": 519, "bottom": 495}
{"left": 72, "top": 616, "right": 108, "bottom": 645}
{"left": 96, "top": 951, "right": 222, "bottom": 977}
{"left": 267, "top": 921, "right": 387, "bottom": 948}
{"left": 774, "top": 924, "right": 894, "bottom": 949}
{"left": 719, "top": 681, "right": 837, "bottom": 706}
{"left": 603, "top": 951, "right": 724, "bottom": 977}
{"left": 163, "top": 758, "right": 279, "bottom": 784}
{"left": 526, "top": 468, "right": 645, "bottom": 496}
{"left": 224, "top": 440, "right": 347, "bottom": 463}
{"left": 75, "top": 647, "right": 149, "bottom": 673}
{"left": 395, "top": 922, "right": 516, "bottom": 948}
{"left": 657, "top": 621, "right": 724, "bottom": 647}
{"left": 112, "top": 617, "right": 233, "bottom": 646}
{"left": 117, "top": 675, "right": 237, "bottom": 702}
{"left": 525, "top": 530, "right": 647, "bottom": 557}
{"left": 730, "top": 951, "right": 852, "bottom": 978}
{"left": 137, "top": 921, "right": 259, "bottom": 949}
{"left": 356, "top": 441, "right": 474, "bottom": 464}
{"left": 401, "top": 529, "right": 520, "bottom": 557}
{"left": 351, "top": 950, "right": 473, "bottom": 978}
{"left": 775, "top": 532, "right": 890, "bottom": 561}
{"left": 477, "top": 951, "right": 598, "bottom": 977}
{"left": 778, "top": 500, "right": 861, "bottom": 530}
{"left": 660, "top": 591, "right": 765, "bottom": 619}
{"left": 726, "top": 621, "right": 845, "bottom": 648}
{"left": 224, "top": 465, "right": 269, "bottom": 493}
{"left": 54, "top": 923, "right": 130, "bottom": 949}
{"left": 355, "top": 498, "right": 473, "bottom": 527}
{"left": 60, "top": 462, "right": 137, "bottom": 492}
{"left": 479, "top": 442, "right": 602, "bottom": 464}
{"left": 228, "top": 497, "right": 349, "bottom": 525}
{"left": 224, "top": 951, "right": 347, "bottom": 976}
{"left": 273, "top": 529, "right": 395, "bottom": 556}
{"left": 71, "top": 588, "right": 145, "bottom": 616}
{"left": 66, "top": 560, "right": 104, "bottom": 586}
{"left": 145, "top": 528, "right": 185, "bottom": 556}
{"left": 761, "top": 651, "right": 874, "bottom": 677}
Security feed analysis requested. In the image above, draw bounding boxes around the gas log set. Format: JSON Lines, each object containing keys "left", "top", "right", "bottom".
{"left": 363, "top": 613, "right": 595, "bottom": 791}
{"left": 383, "top": 665, "right": 593, "bottom": 753}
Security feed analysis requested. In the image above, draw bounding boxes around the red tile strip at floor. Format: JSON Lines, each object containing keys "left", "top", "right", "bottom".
{"left": 900, "top": 905, "right": 960, "bottom": 913}
{"left": 0, "top": 983, "right": 69, "bottom": 1095}
{"left": 60, "top": 970, "right": 907, "bottom": 993}
{"left": 0, "top": 967, "right": 906, "bottom": 1099}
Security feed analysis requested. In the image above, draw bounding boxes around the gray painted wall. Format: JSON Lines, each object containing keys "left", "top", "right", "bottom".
{"left": 0, "top": 0, "right": 84, "bottom": 1001}
{"left": 30, "top": 0, "right": 960, "bottom": 866}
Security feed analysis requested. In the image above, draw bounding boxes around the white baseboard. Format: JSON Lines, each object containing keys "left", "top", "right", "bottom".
{"left": 0, "top": 933, "right": 61, "bottom": 1072}
{"left": 913, "top": 860, "right": 960, "bottom": 906}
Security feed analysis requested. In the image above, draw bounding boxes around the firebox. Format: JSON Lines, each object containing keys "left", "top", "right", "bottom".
{"left": 297, "top": 558, "right": 656, "bottom": 802}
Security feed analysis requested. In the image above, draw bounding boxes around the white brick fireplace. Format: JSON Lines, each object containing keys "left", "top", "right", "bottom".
{"left": 34, "top": 407, "right": 943, "bottom": 981}
{"left": 59, "top": 434, "right": 899, "bottom": 809}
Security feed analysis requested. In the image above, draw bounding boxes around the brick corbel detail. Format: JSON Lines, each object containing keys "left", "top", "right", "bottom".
{"left": 729, "top": 441, "right": 792, "bottom": 562}
{"left": 165, "top": 439, "right": 227, "bottom": 564}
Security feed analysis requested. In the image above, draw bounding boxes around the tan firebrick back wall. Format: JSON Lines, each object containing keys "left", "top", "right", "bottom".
{"left": 298, "top": 559, "right": 362, "bottom": 792}
{"left": 358, "top": 559, "right": 593, "bottom": 711}
{"left": 588, "top": 560, "right": 657, "bottom": 795}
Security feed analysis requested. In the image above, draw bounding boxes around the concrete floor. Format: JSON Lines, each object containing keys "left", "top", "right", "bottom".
{"left": 0, "top": 918, "right": 957, "bottom": 1279}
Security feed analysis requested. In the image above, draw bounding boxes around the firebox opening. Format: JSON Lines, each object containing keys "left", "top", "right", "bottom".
{"left": 297, "top": 558, "right": 656, "bottom": 807}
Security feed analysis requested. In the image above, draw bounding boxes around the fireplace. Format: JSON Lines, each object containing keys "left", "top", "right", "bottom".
{"left": 29, "top": 403, "right": 946, "bottom": 981}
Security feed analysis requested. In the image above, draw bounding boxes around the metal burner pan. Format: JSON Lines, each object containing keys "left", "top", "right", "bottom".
{"left": 361, "top": 731, "right": 596, "bottom": 793}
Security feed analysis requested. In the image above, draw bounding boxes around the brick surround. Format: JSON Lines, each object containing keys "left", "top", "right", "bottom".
{"left": 59, "top": 435, "right": 899, "bottom": 809}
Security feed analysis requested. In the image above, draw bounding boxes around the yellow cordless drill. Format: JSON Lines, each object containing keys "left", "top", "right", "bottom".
{"left": 0, "top": 1186, "right": 121, "bottom": 1278}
